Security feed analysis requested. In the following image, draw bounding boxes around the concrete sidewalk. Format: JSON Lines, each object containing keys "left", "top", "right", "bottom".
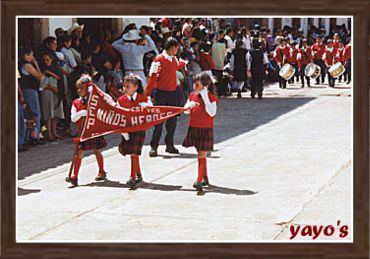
{"left": 17, "top": 83, "right": 352, "bottom": 241}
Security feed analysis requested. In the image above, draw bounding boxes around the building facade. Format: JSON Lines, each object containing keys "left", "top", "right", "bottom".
{"left": 18, "top": 17, "right": 350, "bottom": 50}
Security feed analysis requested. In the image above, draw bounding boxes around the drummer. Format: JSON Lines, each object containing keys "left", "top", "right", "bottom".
{"left": 335, "top": 41, "right": 346, "bottom": 83}
{"left": 312, "top": 35, "right": 326, "bottom": 85}
{"left": 273, "top": 37, "right": 291, "bottom": 89}
{"left": 323, "top": 39, "right": 337, "bottom": 88}
{"left": 297, "top": 39, "right": 312, "bottom": 88}
{"left": 288, "top": 41, "right": 299, "bottom": 85}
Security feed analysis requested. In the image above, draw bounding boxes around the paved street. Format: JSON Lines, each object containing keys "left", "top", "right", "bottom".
{"left": 17, "top": 81, "right": 352, "bottom": 241}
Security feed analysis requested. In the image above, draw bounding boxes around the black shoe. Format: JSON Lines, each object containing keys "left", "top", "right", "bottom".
{"left": 149, "top": 147, "right": 157, "bottom": 157}
{"left": 346, "top": 81, "right": 351, "bottom": 84}
{"left": 95, "top": 171, "right": 107, "bottom": 181}
{"left": 258, "top": 95, "right": 263, "bottom": 100}
{"left": 301, "top": 84, "right": 304, "bottom": 88}
{"left": 135, "top": 176, "right": 143, "bottom": 184}
{"left": 126, "top": 178, "right": 136, "bottom": 188}
{"left": 193, "top": 181, "right": 203, "bottom": 191}
{"left": 251, "top": 95, "right": 255, "bottom": 99}
{"left": 165, "top": 146, "right": 179, "bottom": 154}
{"left": 315, "top": 81, "right": 319, "bottom": 85}
{"left": 66, "top": 177, "right": 78, "bottom": 186}
{"left": 201, "top": 176, "right": 209, "bottom": 186}
{"left": 237, "top": 91, "right": 242, "bottom": 99}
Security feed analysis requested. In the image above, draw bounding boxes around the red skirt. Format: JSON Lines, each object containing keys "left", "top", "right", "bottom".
{"left": 182, "top": 127, "right": 214, "bottom": 151}
{"left": 79, "top": 136, "right": 107, "bottom": 151}
{"left": 118, "top": 131, "right": 146, "bottom": 156}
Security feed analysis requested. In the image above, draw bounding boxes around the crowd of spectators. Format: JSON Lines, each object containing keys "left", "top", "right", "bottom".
{"left": 18, "top": 18, "right": 351, "bottom": 152}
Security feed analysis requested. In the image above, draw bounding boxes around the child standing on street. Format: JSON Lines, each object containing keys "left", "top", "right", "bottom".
{"left": 66, "top": 75, "right": 108, "bottom": 187}
{"left": 117, "top": 75, "right": 153, "bottom": 187}
{"left": 182, "top": 72, "right": 219, "bottom": 192}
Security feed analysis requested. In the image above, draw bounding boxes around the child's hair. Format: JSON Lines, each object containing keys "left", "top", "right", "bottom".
{"left": 76, "top": 74, "right": 92, "bottom": 88}
{"left": 124, "top": 75, "right": 144, "bottom": 94}
{"left": 193, "top": 72, "right": 217, "bottom": 96}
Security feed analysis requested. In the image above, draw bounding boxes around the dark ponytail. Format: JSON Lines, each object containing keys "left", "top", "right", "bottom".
{"left": 193, "top": 72, "right": 217, "bottom": 96}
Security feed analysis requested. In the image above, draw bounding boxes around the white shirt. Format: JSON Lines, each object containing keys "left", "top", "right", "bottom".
{"left": 242, "top": 36, "right": 251, "bottom": 50}
{"left": 224, "top": 35, "right": 234, "bottom": 52}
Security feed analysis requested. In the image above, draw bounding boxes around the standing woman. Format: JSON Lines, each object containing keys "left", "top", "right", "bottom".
{"left": 183, "top": 72, "right": 219, "bottom": 192}
{"left": 18, "top": 47, "right": 44, "bottom": 145}
{"left": 117, "top": 75, "right": 153, "bottom": 187}
{"left": 40, "top": 53, "right": 64, "bottom": 141}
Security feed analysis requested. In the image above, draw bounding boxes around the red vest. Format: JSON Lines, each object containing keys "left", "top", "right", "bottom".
{"left": 312, "top": 42, "right": 325, "bottom": 60}
{"left": 72, "top": 98, "right": 87, "bottom": 133}
{"left": 274, "top": 46, "right": 291, "bottom": 65}
{"left": 324, "top": 47, "right": 337, "bottom": 66}
{"left": 188, "top": 91, "right": 219, "bottom": 128}
{"left": 343, "top": 44, "right": 351, "bottom": 61}
{"left": 290, "top": 48, "right": 299, "bottom": 64}
{"left": 297, "top": 47, "right": 312, "bottom": 68}
{"left": 117, "top": 93, "right": 148, "bottom": 109}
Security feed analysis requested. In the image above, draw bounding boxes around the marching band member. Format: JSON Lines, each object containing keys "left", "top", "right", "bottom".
{"left": 332, "top": 33, "right": 340, "bottom": 50}
{"left": 323, "top": 39, "right": 337, "bottom": 88}
{"left": 289, "top": 41, "right": 299, "bottom": 84}
{"left": 343, "top": 38, "right": 351, "bottom": 84}
{"left": 311, "top": 35, "right": 326, "bottom": 85}
{"left": 297, "top": 39, "right": 312, "bottom": 88}
{"left": 182, "top": 72, "right": 219, "bottom": 192}
{"left": 67, "top": 75, "right": 108, "bottom": 187}
{"left": 274, "top": 37, "right": 291, "bottom": 89}
{"left": 117, "top": 75, "right": 153, "bottom": 188}
{"left": 335, "top": 41, "right": 346, "bottom": 83}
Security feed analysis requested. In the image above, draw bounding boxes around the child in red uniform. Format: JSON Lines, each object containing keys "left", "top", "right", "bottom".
{"left": 182, "top": 72, "right": 219, "bottom": 192}
{"left": 66, "top": 75, "right": 107, "bottom": 187}
{"left": 117, "top": 75, "right": 153, "bottom": 187}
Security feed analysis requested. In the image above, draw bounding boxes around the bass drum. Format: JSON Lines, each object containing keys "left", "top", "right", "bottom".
{"left": 328, "top": 62, "right": 346, "bottom": 78}
{"left": 305, "top": 63, "right": 321, "bottom": 79}
{"left": 279, "top": 64, "right": 295, "bottom": 81}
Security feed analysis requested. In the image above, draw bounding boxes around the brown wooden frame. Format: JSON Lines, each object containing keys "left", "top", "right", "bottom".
{"left": 2, "top": 0, "right": 369, "bottom": 258}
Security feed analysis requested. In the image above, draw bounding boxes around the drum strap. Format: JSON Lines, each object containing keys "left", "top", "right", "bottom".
{"left": 279, "top": 48, "right": 284, "bottom": 63}
{"left": 328, "top": 51, "right": 334, "bottom": 64}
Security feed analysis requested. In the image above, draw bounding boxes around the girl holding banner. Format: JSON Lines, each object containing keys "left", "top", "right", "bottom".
{"left": 117, "top": 75, "right": 153, "bottom": 188}
{"left": 182, "top": 72, "right": 219, "bottom": 192}
{"left": 66, "top": 75, "right": 108, "bottom": 187}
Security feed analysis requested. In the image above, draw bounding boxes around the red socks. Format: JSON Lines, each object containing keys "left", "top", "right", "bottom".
{"left": 131, "top": 156, "right": 140, "bottom": 178}
{"left": 197, "top": 158, "right": 207, "bottom": 182}
{"left": 72, "top": 157, "right": 82, "bottom": 179}
{"left": 96, "top": 152, "right": 104, "bottom": 175}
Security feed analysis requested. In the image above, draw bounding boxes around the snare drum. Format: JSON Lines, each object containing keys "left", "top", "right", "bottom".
{"left": 279, "top": 64, "right": 296, "bottom": 81}
{"left": 328, "top": 62, "right": 345, "bottom": 78}
{"left": 305, "top": 63, "right": 321, "bottom": 79}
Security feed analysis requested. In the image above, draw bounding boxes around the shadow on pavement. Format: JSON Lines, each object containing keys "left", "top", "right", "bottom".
{"left": 79, "top": 179, "right": 257, "bottom": 196}
{"left": 19, "top": 97, "right": 315, "bottom": 180}
{"left": 18, "top": 187, "right": 41, "bottom": 196}
{"left": 156, "top": 153, "right": 221, "bottom": 159}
